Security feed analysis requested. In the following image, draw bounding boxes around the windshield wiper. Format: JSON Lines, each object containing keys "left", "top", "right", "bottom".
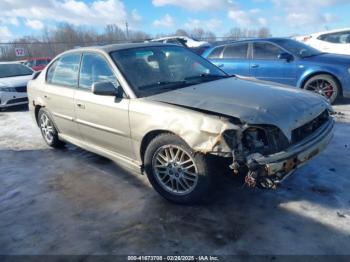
{"left": 138, "top": 81, "right": 187, "bottom": 90}
{"left": 184, "top": 74, "right": 229, "bottom": 81}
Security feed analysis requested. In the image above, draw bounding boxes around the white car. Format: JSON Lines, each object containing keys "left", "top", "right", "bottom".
{"left": 295, "top": 28, "right": 350, "bottom": 56}
{"left": 0, "top": 62, "right": 35, "bottom": 109}
{"left": 150, "top": 36, "right": 210, "bottom": 48}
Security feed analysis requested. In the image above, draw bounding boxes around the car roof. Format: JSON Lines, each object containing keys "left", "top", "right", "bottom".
{"left": 209, "top": 38, "right": 290, "bottom": 48}
{"left": 151, "top": 36, "right": 189, "bottom": 41}
{"left": 0, "top": 61, "right": 22, "bottom": 64}
{"left": 65, "top": 42, "right": 181, "bottom": 54}
{"left": 312, "top": 27, "right": 350, "bottom": 36}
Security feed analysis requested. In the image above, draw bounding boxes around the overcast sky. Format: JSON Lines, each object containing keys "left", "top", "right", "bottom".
{"left": 0, "top": 0, "right": 349, "bottom": 41}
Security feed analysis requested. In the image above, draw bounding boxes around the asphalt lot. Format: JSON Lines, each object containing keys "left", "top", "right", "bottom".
{"left": 0, "top": 101, "right": 350, "bottom": 256}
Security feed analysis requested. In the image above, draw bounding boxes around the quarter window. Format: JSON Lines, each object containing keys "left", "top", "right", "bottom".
{"left": 47, "top": 53, "right": 81, "bottom": 87}
{"left": 223, "top": 43, "right": 248, "bottom": 59}
{"left": 79, "top": 53, "right": 118, "bottom": 90}
{"left": 253, "top": 42, "right": 282, "bottom": 60}
{"left": 208, "top": 46, "right": 224, "bottom": 59}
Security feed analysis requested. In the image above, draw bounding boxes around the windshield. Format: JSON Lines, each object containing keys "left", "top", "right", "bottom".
{"left": 111, "top": 46, "right": 228, "bottom": 97}
{"left": 0, "top": 64, "right": 33, "bottom": 78}
{"left": 273, "top": 39, "right": 323, "bottom": 58}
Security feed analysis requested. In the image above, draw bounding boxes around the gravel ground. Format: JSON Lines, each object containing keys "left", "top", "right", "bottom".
{"left": 0, "top": 101, "right": 350, "bottom": 256}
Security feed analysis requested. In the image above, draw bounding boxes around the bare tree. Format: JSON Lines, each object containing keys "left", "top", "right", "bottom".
{"left": 258, "top": 27, "right": 271, "bottom": 38}
{"left": 226, "top": 27, "right": 272, "bottom": 40}
{"left": 175, "top": 29, "right": 189, "bottom": 37}
{"left": 191, "top": 28, "right": 205, "bottom": 40}
{"left": 203, "top": 31, "right": 216, "bottom": 42}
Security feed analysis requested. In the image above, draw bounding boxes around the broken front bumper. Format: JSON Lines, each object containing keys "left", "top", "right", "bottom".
{"left": 248, "top": 117, "right": 334, "bottom": 185}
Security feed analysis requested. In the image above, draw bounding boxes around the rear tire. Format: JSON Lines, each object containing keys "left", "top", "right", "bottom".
{"left": 38, "top": 108, "right": 65, "bottom": 148}
{"left": 144, "top": 133, "right": 212, "bottom": 204}
{"left": 303, "top": 74, "right": 341, "bottom": 104}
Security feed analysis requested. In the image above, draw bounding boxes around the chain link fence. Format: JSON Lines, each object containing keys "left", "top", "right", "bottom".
{"left": 0, "top": 36, "right": 254, "bottom": 62}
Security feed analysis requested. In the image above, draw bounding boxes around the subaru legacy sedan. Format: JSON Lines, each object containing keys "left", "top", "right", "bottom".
{"left": 203, "top": 38, "right": 350, "bottom": 104}
{"left": 28, "top": 43, "right": 334, "bottom": 204}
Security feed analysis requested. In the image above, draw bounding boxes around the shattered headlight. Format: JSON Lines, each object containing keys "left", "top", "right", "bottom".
{"left": 243, "top": 127, "right": 268, "bottom": 153}
{"left": 243, "top": 125, "right": 289, "bottom": 155}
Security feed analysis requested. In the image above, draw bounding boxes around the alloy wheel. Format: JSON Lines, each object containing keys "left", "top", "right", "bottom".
{"left": 40, "top": 113, "right": 54, "bottom": 144}
{"left": 305, "top": 79, "right": 338, "bottom": 102}
{"left": 152, "top": 145, "right": 199, "bottom": 195}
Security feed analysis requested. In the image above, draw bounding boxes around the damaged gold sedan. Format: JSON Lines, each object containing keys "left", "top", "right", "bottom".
{"left": 28, "top": 43, "right": 334, "bottom": 204}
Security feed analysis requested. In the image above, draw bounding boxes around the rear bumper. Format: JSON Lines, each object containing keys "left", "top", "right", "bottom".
{"left": 249, "top": 117, "right": 334, "bottom": 182}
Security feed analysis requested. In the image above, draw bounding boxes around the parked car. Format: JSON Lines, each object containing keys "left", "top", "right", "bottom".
{"left": 24, "top": 57, "right": 52, "bottom": 71}
{"left": 203, "top": 38, "right": 350, "bottom": 104}
{"left": 295, "top": 28, "right": 350, "bottom": 56}
{"left": 28, "top": 43, "right": 333, "bottom": 203}
{"left": 0, "top": 62, "right": 35, "bottom": 109}
{"left": 150, "top": 36, "right": 211, "bottom": 55}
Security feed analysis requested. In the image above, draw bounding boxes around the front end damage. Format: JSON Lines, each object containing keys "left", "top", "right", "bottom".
{"left": 196, "top": 109, "right": 334, "bottom": 189}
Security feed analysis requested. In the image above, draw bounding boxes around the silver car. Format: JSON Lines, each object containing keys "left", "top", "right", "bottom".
{"left": 0, "top": 62, "right": 34, "bottom": 109}
{"left": 28, "top": 43, "right": 334, "bottom": 204}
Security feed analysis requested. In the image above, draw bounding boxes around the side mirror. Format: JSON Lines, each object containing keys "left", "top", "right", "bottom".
{"left": 92, "top": 81, "right": 123, "bottom": 97}
{"left": 278, "top": 52, "right": 293, "bottom": 62}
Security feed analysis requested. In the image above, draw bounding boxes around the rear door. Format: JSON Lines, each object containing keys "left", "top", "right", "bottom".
{"left": 74, "top": 52, "right": 133, "bottom": 158}
{"left": 251, "top": 41, "right": 296, "bottom": 86}
{"left": 44, "top": 52, "right": 81, "bottom": 139}
{"left": 215, "top": 42, "right": 250, "bottom": 76}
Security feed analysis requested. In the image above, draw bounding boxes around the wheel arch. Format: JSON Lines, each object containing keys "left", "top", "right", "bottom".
{"left": 34, "top": 105, "right": 43, "bottom": 126}
{"left": 140, "top": 130, "right": 176, "bottom": 164}
{"left": 299, "top": 71, "right": 343, "bottom": 96}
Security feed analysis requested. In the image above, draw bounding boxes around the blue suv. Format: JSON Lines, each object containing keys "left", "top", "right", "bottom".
{"left": 203, "top": 38, "right": 350, "bottom": 104}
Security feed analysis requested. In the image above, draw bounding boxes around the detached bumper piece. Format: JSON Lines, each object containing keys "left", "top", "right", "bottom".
{"left": 242, "top": 117, "right": 334, "bottom": 189}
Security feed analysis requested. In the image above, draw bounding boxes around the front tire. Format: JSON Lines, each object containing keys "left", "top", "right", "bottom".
{"left": 144, "top": 133, "right": 212, "bottom": 204}
{"left": 38, "top": 108, "right": 65, "bottom": 148}
{"left": 303, "top": 74, "right": 341, "bottom": 104}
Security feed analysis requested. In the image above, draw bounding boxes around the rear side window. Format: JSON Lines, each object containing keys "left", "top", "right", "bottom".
{"left": 208, "top": 46, "right": 224, "bottom": 59}
{"left": 223, "top": 43, "right": 248, "bottom": 59}
{"left": 79, "top": 53, "right": 118, "bottom": 90}
{"left": 318, "top": 31, "right": 350, "bottom": 44}
{"left": 253, "top": 42, "right": 282, "bottom": 60}
{"left": 47, "top": 53, "right": 81, "bottom": 88}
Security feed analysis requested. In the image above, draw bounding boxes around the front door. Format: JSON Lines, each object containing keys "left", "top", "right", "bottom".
{"left": 74, "top": 52, "right": 134, "bottom": 158}
{"left": 251, "top": 41, "right": 296, "bottom": 86}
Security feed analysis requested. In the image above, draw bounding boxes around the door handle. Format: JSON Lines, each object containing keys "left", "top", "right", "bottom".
{"left": 217, "top": 64, "right": 224, "bottom": 68}
{"left": 251, "top": 64, "right": 259, "bottom": 69}
{"left": 76, "top": 103, "right": 85, "bottom": 109}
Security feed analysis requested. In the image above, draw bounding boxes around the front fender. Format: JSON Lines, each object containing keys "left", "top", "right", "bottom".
{"left": 129, "top": 99, "right": 241, "bottom": 162}
{"left": 297, "top": 66, "right": 344, "bottom": 89}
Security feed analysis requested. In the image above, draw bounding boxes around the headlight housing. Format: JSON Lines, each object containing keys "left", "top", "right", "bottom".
{"left": 0, "top": 86, "right": 17, "bottom": 92}
{"left": 243, "top": 125, "right": 289, "bottom": 155}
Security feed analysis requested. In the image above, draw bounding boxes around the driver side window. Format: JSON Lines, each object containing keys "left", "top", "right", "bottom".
{"left": 79, "top": 53, "right": 118, "bottom": 90}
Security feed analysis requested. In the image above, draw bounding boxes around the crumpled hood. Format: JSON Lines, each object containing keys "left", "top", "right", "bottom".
{"left": 146, "top": 77, "right": 330, "bottom": 140}
{"left": 0, "top": 74, "right": 33, "bottom": 88}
